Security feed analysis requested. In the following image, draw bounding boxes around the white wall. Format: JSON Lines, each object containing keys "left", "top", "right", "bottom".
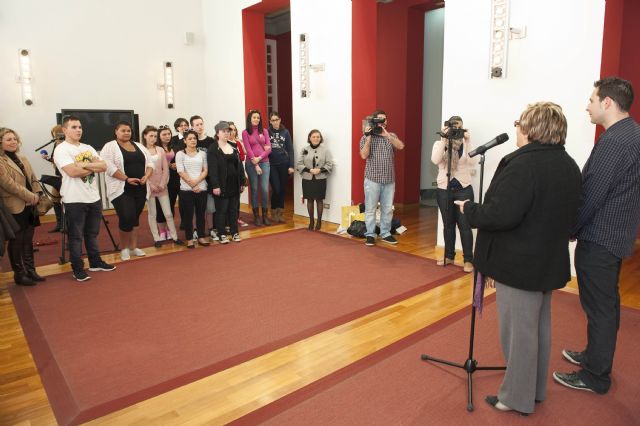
{"left": 0, "top": 0, "right": 207, "bottom": 181}
{"left": 437, "top": 0, "right": 605, "bottom": 257}
{"left": 290, "top": 0, "right": 352, "bottom": 224}
{"left": 420, "top": 8, "right": 445, "bottom": 191}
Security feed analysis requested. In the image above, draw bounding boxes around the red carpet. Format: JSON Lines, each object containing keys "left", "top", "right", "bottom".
{"left": 1, "top": 210, "right": 256, "bottom": 270}
{"left": 8, "top": 230, "right": 465, "bottom": 425}
{"left": 234, "top": 291, "right": 640, "bottom": 426}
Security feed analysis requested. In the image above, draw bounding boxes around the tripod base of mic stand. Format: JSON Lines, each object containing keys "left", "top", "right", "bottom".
{"left": 420, "top": 353, "right": 505, "bottom": 411}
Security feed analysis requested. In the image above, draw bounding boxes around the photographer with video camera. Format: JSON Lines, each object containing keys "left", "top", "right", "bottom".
{"left": 431, "top": 115, "right": 475, "bottom": 272}
{"left": 359, "top": 110, "right": 404, "bottom": 246}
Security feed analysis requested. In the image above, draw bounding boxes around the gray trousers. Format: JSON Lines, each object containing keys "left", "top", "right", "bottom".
{"left": 496, "top": 282, "right": 552, "bottom": 414}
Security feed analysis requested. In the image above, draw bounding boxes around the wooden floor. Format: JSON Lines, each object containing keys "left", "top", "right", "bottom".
{"left": 1, "top": 204, "right": 638, "bottom": 425}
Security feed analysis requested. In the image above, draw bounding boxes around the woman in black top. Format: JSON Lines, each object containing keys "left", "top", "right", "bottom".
{"left": 207, "top": 121, "right": 246, "bottom": 244}
{"left": 267, "top": 112, "right": 294, "bottom": 223}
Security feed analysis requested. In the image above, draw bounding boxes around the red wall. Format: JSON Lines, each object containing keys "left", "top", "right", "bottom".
{"left": 242, "top": 10, "right": 268, "bottom": 126}
{"left": 619, "top": 0, "right": 640, "bottom": 121}
{"left": 351, "top": 0, "right": 379, "bottom": 204}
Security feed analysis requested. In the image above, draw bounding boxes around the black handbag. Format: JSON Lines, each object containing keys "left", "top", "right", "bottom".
{"left": 347, "top": 220, "right": 367, "bottom": 238}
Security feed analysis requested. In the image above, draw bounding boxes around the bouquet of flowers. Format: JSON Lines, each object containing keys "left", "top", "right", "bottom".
{"left": 75, "top": 151, "right": 95, "bottom": 184}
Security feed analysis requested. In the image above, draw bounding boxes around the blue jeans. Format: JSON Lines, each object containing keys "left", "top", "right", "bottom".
{"left": 364, "top": 178, "right": 395, "bottom": 238}
{"left": 246, "top": 161, "right": 270, "bottom": 208}
{"left": 436, "top": 186, "right": 474, "bottom": 262}
{"left": 64, "top": 200, "right": 103, "bottom": 272}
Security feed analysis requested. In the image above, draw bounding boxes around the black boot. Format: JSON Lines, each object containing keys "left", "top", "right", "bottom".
{"left": 262, "top": 208, "right": 271, "bottom": 226}
{"left": 308, "top": 218, "right": 315, "bottom": 230}
{"left": 8, "top": 231, "right": 35, "bottom": 286}
{"left": 49, "top": 203, "right": 63, "bottom": 233}
{"left": 23, "top": 227, "right": 45, "bottom": 282}
{"left": 253, "top": 208, "right": 263, "bottom": 226}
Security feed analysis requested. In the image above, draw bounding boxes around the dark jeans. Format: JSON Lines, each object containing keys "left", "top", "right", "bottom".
{"left": 214, "top": 195, "right": 240, "bottom": 235}
{"left": 179, "top": 190, "right": 207, "bottom": 240}
{"left": 575, "top": 240, "right": 622, "bottom": 394}
{"left": 436, "top": 186, "right": 474, "bottom": 262}
{"left": 269, "top": 163, "right": 289, "bottom": 209}
{"left": 64, "top": 200, "right": 103, "bottom": 272}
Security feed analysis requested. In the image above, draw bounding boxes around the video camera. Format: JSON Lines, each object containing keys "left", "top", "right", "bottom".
{"left": 364, "top": 116, "right": 386, "bottom": 137}
{"left": 437, "top": 119, "right": 466, "bottom": 140}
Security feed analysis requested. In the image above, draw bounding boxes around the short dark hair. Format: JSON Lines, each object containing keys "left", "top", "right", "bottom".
{"left": 372, "top": 109, "right": 386, "bottom": 118}
{"left": 307, "top": 129, "right": 323, "bottom": 145}
{"left": 114, "top": 121, "right": 132, "bottom": 131}
{"left": 62, "top": 115, "right": 81, "bottom": 127}
{"left": 594, "top": 77, "right": 634, "bottom": 112}
{"left": 174, "top": 117, "right": 188, "bottom": 130}
{"left": 190, "top": 115, "right": 203, "bottom": 126}
{"left": 142, "top": 125, "right": 158, "bottom": 147}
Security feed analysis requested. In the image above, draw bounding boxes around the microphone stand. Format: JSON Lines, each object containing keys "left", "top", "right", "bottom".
{"left": 34, "top": 138, "right": 60, "bottom": 153}
{"left": 421, "top": 152, "right": 505, "bottom": 412}
{"left": 441, "top": 134, "right": 454, "bottom": 268}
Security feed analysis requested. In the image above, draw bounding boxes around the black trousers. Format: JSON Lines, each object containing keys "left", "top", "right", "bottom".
{"left": 435, "top": 186, "right": 474, "bottom": 262}
{"left": 575, "top": 240, "right": 622, "bottom": 394}
{"left": 179, "top": 190, "right": 207, "bottom": 240}
{"left": 214, "top": 195, "right": 240, "bottom": 235}
{"left": 269, "top": 162, "right": 290, "bottom": 209}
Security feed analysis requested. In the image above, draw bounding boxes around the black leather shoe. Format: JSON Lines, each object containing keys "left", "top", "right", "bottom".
{"left": 553, "top": 371, "right": 597, "bottom": 393}
{"left": 27, "top": 269, "right": 46, "bottom": 282}
{"left": 485, "top": 395, "right": 529, "bottom": 416}
{"left": 562, "top": 349, "right": 584, "bottom": 366}
{"left": 14, "top": 272, "right": 36, "bottom": 286}
{"left": 154, "top": 241, "right": 162, "bottom": 248}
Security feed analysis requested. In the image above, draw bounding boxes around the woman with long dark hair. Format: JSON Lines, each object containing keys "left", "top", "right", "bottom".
{"left": 141, "top": 126, "right": 182, "bottom": 247}
{"left": 267, "top": 112, "right": 294, "bottom": 223}
{"left": 296, "top": 129, "right": 333, "bottom": 230}
{"left": 102, "top": 122, "right": 154, "bottom": 260}
{"left": 155, "top": 125, "right": 182, "bottom": 236}
{"left": 207, "top": 121, "right": 246, "bottom": 244}
{"left": 0, "top": 128, "right": 44, "bottom": 285}
{"left": 242, "top": 109, "right": 271, "bottom": 225}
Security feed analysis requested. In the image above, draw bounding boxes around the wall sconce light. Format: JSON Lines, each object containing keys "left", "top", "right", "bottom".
{"left": 489, "top": 0, "right": 510, "bottom": 79}
{"left": 163, "top": 61, "right": 175, "bottom": 109}
{"left": 18, "top": 49, "right": 34, "bottom": 106}
{"left": 299, "top": 34, "right": 310, "bottom": 98}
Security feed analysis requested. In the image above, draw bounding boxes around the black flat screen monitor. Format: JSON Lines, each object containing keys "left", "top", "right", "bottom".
{"left": 59, "top": 109, "right": 139, "bottom": 151}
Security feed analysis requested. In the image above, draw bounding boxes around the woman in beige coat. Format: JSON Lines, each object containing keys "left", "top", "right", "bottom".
{"left": 0, "top": 128, "right": 44, "bottom": 285}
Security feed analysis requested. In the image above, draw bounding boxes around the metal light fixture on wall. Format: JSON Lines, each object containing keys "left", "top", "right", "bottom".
{"left": 299, "top": 34, "right": 310, "bottom": 98}
{"left": 489, "top": 0, "right": 510, "bottom": 79}
{"left": 163, "top": 61, "right": 175, "bottom": 109}
{"left": 18, "top": 49, "right": 34, "bottom": 106}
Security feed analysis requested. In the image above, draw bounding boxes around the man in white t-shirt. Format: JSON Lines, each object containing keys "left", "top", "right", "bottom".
{"left": 54, "top": 116, "right": 116, "bottom": 281}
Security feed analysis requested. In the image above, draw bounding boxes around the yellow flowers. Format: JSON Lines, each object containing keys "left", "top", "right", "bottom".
{"left": 75, "top": 151, "right": 93, "bottom": 163}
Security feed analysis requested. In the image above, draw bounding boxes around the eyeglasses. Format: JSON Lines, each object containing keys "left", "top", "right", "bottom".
{"left": 270, "top": 118, "right": 281, "bottom": 122}
{"left": 514, "top": 120, "right": 520, "bottom": 127}
{"left": 158, "top": 125, "right": 170, "bottom": 130}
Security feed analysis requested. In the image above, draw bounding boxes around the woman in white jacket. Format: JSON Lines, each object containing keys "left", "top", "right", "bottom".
{"left": 101, "top": 121, "right": 153, "bottom": 260}
{"left": 431, "top": 116, "right": 476, "bottom": 272}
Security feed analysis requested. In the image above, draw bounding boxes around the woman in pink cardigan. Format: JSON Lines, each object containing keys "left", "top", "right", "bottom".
{"left": 242, "top": 109, "right": 271, "bottom": 226}
{"left": 141, "top": 126, "right": 182, "bottom": 247}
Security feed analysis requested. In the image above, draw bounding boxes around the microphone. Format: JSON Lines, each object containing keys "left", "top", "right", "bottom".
{"left": 40, "top": 150, "right": 48, "bottom": 156}
{"left": 468, "top": 133, "right": 509, "bottom": 158}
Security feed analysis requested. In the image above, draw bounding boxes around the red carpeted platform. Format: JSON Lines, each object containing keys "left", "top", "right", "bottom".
{"left": 1, "top": 210, "right": 256, "bottom": 270}
{"left": 9, "top": 230, "right": 465, "bottom": 425}
{"left": 235, "top": 291, "right": 640, "bottom": 426}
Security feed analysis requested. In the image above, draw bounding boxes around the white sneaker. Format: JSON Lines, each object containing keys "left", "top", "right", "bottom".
{"left": 232, "top": 233, "right": 241, "bottom": 242}
{"left": 132, "top": 248, "right": 146, "bottom": 257}
{"left": 219, "top": 235, "right": 229, "bottom": 244}
{"left": 120, "top": 248, "right": 131, "bottom": 261}
{"left": 210, "top": 229, "right": 220, "bottom": 241}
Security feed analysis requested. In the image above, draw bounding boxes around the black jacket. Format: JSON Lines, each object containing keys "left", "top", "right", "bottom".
{"left": 206, "top": 143, "right": 246, "bottom": 197}
{"left": 464, "top": 142, "right": 582, "bottom": 292}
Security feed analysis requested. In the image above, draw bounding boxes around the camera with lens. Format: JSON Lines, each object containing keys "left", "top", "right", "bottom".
{"left": 437, "top": 119, "right": 466, "bottom": 140}
{"left": 364, "top": 116, "right": 386, "bottom": 136}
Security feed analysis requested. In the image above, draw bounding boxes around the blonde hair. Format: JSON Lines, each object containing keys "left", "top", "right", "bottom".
{"left": 0, "top": 127, "right": 21, "bottom": 155}
{"left": 51, "top": 124, "right": 63, "bottom": 138}
{"left": 519, "top": 102, "right": 567, "bottom": 145}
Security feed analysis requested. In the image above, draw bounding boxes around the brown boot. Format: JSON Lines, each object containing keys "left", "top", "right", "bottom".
{"left": 262, "top": 208, "right": 271, "bottom": 226}
{"left": 277, "top": 208, "right": 286, "bottom": 223}
{"left": 253, "top": 208, "right": 262, "bottom": 226}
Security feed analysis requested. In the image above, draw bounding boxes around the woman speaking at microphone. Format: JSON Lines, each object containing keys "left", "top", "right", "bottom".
{"left": 455, "top": 102, "right": 582, "bottom": 416}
